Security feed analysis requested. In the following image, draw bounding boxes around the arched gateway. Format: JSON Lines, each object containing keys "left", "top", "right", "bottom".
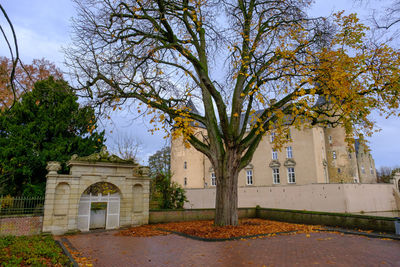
{"left": 42, "top": 149, "right": 150, "bottom": 235}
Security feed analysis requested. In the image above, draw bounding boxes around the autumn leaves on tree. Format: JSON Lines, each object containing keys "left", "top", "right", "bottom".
{"left": 65, "top": 0, "right": 400, "bottom": 226}
{"left": 0, "top": 57, "right": 63, "bottom": 109}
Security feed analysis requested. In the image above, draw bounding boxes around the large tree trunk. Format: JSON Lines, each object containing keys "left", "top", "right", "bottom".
{"left": 214, "top": 149, "right": 240, "bottom": 226}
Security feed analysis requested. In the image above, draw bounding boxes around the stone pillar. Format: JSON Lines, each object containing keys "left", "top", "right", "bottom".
{"left": 42, "top": 162, "right": 61, "bottom": 233}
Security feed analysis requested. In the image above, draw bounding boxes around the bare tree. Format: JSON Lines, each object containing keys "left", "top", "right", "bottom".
{"left": 66, "top": 0, "right": 400, "bottom": 225}
{"left": 111, "top": 133, "right": 142, "bottom": 162}
{"left": 355, "top": 0, "right": 400, "bottom": 39}
{"left": 376, "top": 165, "right": 400, "bottom": 183}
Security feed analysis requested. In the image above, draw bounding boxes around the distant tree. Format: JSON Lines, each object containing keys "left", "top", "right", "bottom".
{"left": 148, "top": 146, "right": 185, "bottom": 209}
{"left": 0, "top": 77, "right": 104, "bottom": 196}
{"left": 376, "top": 165, "right": 400, "bottom": 183}
{"left": 111, "top": 134, "right": 142, "bottom": 162}
{"left": 0, "top": 57, "right": 63, "bottom": 109}
{"left": 148, "top": 146, "right": 171, "bottom": 177}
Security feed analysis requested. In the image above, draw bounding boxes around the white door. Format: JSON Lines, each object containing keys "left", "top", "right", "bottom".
{"left": 77, "top": 194, "right": 91, "bottom": 231}
{"left": 106, "top": 193, "right": 120, "bottom": 229}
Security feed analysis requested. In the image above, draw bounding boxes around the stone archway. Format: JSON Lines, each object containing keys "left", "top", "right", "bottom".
{"left": 42, "top": 149, "right": 150, "bottom": 235}
{"left": 77, "top": 182, "right": 121, "bottom": 232}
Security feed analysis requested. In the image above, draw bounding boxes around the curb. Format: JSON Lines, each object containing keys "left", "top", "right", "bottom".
{"left": 156, "top": 227, "right": 400, "bottom": 242}
{"left": 319, "top": 227, "right": 400, "bottom": 241}
{"left": 156, "top": 228, "right": 299, "bottom": 242}
{"left": 55, "top": 239, "right": 79, "bottom": 267}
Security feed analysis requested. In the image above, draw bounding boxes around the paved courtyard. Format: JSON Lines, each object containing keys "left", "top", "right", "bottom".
{"left": 63, "top": 231, "right": 400, "bottom": 267}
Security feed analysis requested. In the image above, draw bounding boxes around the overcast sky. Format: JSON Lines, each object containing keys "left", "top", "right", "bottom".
{"left": 1, "top": 0, "right": 399, "bottom": 168}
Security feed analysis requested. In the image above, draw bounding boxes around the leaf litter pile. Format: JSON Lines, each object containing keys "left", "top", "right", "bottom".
{"left": 63, "top": 241, "right": 95, "bottom": 267}
{"left": 117, "top": 218, "right": 322, "bottom": 240}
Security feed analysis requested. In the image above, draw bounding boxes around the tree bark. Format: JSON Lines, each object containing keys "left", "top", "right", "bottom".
{"left": 214, "top": 149, "right": 240, "bottom": 226}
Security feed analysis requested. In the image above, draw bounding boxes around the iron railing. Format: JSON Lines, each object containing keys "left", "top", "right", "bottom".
{"left": 0, "top": 196, "right": 45, "bottom": 216}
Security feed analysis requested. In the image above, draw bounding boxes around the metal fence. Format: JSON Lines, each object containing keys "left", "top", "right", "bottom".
{"left": 0, "top": 196, "right": 45, "bottom": 216}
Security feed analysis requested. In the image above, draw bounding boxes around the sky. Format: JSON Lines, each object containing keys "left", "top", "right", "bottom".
{"left": 0, "top": 0, "right": 399, "bottom": 168}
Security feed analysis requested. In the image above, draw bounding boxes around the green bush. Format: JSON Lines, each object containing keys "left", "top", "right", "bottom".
{"left": 152, "top": 172, "right": 187, "bottom": 209}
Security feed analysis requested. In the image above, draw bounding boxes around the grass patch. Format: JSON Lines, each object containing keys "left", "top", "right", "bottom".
{"left": 0, "top": 235, "right": 71, "bottom": 266}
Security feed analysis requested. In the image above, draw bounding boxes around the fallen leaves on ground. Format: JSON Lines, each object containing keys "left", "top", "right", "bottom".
{"left": 63, "top": 242, "right": 94, "bottom": 267}
{"left": 116, "top": 224, "right": 171, "bottom": 237}
{"left": 117, "top": 219, "right": 322, "bottom": 239}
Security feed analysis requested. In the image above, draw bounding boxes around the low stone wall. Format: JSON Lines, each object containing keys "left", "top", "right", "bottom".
{"left": 257, "top": 208, "right": 396, "bottom": 233}
{"left": 184, "top": 183, "right": 398, "bottom": 213}
{"left": 149, "top": 208, "right": 256, "bottom": 224}
{"left": 0, "top": 216, "right": 43, "bottom": 236}
{"left": 149, "top": 208, "right": 397, "bottom": 233}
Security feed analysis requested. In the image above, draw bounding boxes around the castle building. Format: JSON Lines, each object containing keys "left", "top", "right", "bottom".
{"left": 171, "top": 118, "right": 377, "bottom": 190}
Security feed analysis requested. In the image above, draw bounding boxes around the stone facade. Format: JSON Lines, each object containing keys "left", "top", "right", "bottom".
{"left": 42, "top": 152, "right": 150, "bottom": 235}
{"left": 171, "top": 125, "right": 377, "bottom": 190}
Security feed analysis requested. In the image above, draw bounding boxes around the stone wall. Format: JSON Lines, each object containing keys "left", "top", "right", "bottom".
{"left": 148, "top": 208, "right": 396, "bottom": 233}
{"left": 0, "top": 216, "right": 43, "bottom": 236}
{"left": 149, "top": 208, "right": 256, "bottom": 224}
{"left": 184, "top": 183, "right": 399, "bottom": 213}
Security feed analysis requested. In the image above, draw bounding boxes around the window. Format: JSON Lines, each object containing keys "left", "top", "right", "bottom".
{"left": 184, "top": 161, "right": 187, "bottom": 169}
{"left": 270, "top": 132, "right": 275, "bottom": 143}
{"left": 272, "top": 149, "right": 278, "bottom": 160}
{"left": 184, "top": 177, "right": 187, "bottom": 186}
{"left": 246, "top": 170, "right": 253, "bottom": 185}
{"left": 287, "top": 168, "right": 295, "bottom": 183}
{"left": 361, "top": 165, "right": 365, "bottom": 174}
{"left": 348, "top": 153, "right": 352, "bottom": 159}
{"left": 286, "top": 146, "right": 293, "bottom": 159}
{"left": 338, "top": 168, "right": 341, "bottom": 173}
{"left": 211, "top": 172, "right": 216, "bottom": 186}
{"left": 370, "top": 167, "right": 374, "bottom": 175}
{"left": 328, "top": 135, "right": 332, "bottom": 144}
{"left": 332, "top": 151, "right": 337, "bottom": 159}
{"left": 286, "top": 129, "right": 291, "bottom": 140}
{"left": 273, "top": 168, "right": 280, "bottom": 184}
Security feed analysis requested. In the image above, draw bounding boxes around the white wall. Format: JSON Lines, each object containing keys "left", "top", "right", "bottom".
{"left": 184, "top": 183, "right": 398, "bottom": 213}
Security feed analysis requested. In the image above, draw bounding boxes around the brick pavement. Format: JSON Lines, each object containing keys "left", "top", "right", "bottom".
{"left": 63, "top": 231, "right": 400, "bottom": 267}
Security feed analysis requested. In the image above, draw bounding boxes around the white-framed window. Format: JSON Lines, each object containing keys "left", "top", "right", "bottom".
{"left": 370, "top": 167, "right": 374, "bottom": 175}
{"left": 272, "top": 168, "right": 280, "bottom": 184}
{"left": 328, "top": 135, "right": 332, "bottom": 144}
{"left": 270, "top": 132, "right": 275, "bottom": 143}
{"left": 286, "top": 146, "right": 293, "bottom": 159}
{"left": 246, "top": 170, "right": 253, "bottom": 185}
{"left": 287, "top": 167, "right": 295, "bottom": 183}
{"left": 361, "top": 165, "right": 365, "bottom": 174}
{"left": 184, "top": 161, "right": 187, "bottom": 169}
{"left": 332, "top": 151, "right": 337, "bottom": 159}
{"left": 272, "top": 149, "right": 278, "bottom": 160}
{"left": 211, "top": 172, "right": 216, "bottom": 186}
{"left": 184, "top": 177, "right": 187, "bottom": 186}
